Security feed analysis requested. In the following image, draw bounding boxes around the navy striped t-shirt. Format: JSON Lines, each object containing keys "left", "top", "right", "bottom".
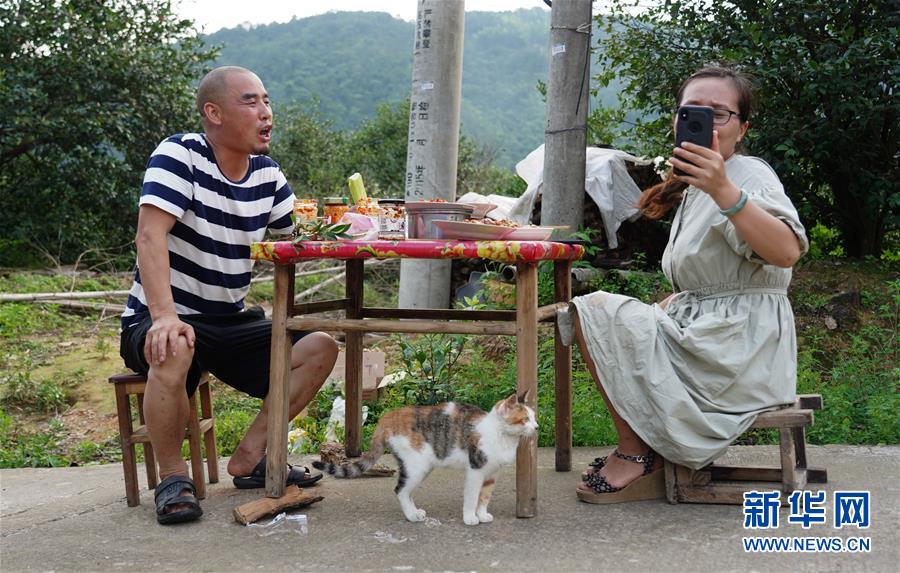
{"left": 121, "top": 133, "right": 294, "bottom": 329}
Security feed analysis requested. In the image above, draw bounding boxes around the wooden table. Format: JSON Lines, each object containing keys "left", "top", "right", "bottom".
{"left": 250, "top": 239, "right": 584, "bottom": 517}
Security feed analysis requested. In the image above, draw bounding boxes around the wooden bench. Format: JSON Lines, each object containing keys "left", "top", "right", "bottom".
{"left": 664, "top": 394, "right": 828, "bottom": 504}
{"left": 109, "top": 372, "right": 218, "bottom": 507}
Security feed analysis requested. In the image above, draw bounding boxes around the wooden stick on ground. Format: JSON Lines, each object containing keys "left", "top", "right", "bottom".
{"left": 233, "top": 485, "right": 324, "bottom": 525}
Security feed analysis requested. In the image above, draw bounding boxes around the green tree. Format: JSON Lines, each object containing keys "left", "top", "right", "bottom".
{"left": 274, "top": 98, "right": 526, "bottom": 202}
{"left": 592, "top": 0, "right": 898, "bottom": 258}
{"left": 272, "top": 101, "right": 351, "bottom": 200}
{"left": 0, "top": 0, "right": 217, "bottom": 265}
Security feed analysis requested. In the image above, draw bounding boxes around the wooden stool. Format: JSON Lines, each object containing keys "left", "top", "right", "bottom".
{"left": 665, "top": 394, "right": 828, "bottom": 504}
{"left": 109, "top": 372, "right": 218, "bottom": 507}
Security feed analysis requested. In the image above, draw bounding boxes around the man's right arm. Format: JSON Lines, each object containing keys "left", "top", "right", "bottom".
{"left": 135, "top": 204, "right": 195, "bottom": 365}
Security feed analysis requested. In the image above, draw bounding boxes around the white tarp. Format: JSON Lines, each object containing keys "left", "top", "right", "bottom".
{"left": 459, "top": 145, "right": 652, "bottom": 248}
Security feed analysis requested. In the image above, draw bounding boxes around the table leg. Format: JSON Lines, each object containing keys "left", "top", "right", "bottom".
{"left": 515, "top": 262, "right": 538, "bottom": 517}
{"left": 344, "top": 259, "right": 364, "bottom": 458}
{"left": 554, "top": 260, "right": 572, "bottom": 472}
{"left": 266, "top": 263, "right": 295, "bottom": 497}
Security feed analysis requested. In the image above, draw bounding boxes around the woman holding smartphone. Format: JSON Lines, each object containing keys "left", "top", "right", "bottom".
{"left": 559, "top": 66, "right": 809, "bottom": 503}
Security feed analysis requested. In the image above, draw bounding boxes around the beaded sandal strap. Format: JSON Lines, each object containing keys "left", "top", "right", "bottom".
{"left": 613, "top": 450, "right": 656, "bottom": 473}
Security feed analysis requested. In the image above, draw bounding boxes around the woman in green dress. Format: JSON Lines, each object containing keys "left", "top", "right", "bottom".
{"left": 560, "top": 66, "right": 809, "bottom": 504}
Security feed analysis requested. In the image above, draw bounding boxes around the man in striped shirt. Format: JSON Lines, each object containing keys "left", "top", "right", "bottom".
{"left": 120, "top": 66, "right": 338, "bottom": 524}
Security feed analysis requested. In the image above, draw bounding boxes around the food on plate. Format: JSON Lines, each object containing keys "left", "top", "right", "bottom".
{"left": 464, "top": 218, "right": 521, "bottom": 227}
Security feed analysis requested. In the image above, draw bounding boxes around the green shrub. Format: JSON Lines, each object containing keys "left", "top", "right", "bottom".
{"left": 807, "top": 222, "right": 846, "bottom": 259}
{"left": 588, "top": 269, "right": 671, "bottom": 303}
{"left": 1, "top": 368, "right": 78, "bottom": 414}
{"left": 207, "top": 385, "right": 262, "bottom": 457}
{"left": 0, "top": 303, "right": 66, "bottom": 338}
{"left": 0, "top": 416, "right": 66, "bottom": 468}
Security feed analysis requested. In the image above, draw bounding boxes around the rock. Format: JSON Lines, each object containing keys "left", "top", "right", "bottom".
{"left": 824, "top": 289, "right": 861, "bottom": 330}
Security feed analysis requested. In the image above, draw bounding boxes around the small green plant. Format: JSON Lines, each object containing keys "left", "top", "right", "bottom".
{"left": 0, "top": 417, "right": 66, "bottom": 468}
{"left": 807, "top": 222, "right": 845, "bottom": 259}
{"left": 1, "top": 366, "right": 76, "bottom": 414}
{"left": 94, "top": 328, "right": 113, "bottom": 359}
{"left": 208, "top": 385, "right": 263, "bottom": 456}
{"left": 568, "top": 227, "right": 603, "bottom": 265}
{"left": 0, "top": 303, "right": 66, "bottom": 338}
{"left": 389, "top": 334, "right": 468, "bottom": 405}
{"left": 589, "top": 269, "right": 671, "bottom": 303}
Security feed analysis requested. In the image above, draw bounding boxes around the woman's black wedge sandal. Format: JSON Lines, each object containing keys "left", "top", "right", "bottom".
{"left": 576, "top": 450, "right": 665, "bottom": 504}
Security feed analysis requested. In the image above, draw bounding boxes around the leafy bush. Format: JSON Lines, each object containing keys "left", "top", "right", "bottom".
{"left": 0, "top": 367, "right": 79, "bottom": 414}
{"left": 588, "top": 268, "right": 671, "bottom": 304}
{"left": 387, "top": 334, "right": 468, "bottom": 406}
{"left": 0, "top": 304, "right": 66, "bottom": 338}
{"left": 0, "top": 414, "right": 66, "bottom": 468}
{"left": 207, "top": 385, "right": 263, "bottom": 457}
{"left": 807, "top": 222, "right": 846, "bottom": 259}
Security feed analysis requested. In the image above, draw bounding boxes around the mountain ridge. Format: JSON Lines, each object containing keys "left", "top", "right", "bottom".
{"left": 206, "top": 8, "right": 610, "bottom": 168}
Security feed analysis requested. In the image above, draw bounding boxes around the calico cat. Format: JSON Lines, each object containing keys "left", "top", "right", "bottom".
{"left": 312, "top": 392, "right": 537, "bottom": 525}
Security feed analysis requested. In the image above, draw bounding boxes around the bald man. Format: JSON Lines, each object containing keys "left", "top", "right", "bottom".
{"left": 120, "top": 66, "right": 337, "bottom": 524}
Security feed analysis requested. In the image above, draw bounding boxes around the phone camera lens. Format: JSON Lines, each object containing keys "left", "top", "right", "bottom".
{"left": 688, "top": 120, "right": 702, "bottom": 133}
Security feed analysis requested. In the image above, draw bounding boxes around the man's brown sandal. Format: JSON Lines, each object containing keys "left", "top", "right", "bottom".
{"left": 576, "top": 450, "right": 665, "bottom": 504}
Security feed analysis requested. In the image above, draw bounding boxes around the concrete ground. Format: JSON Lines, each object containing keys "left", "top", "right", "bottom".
{"left": 1, "top": 445, "right": 898, "bottom": 572}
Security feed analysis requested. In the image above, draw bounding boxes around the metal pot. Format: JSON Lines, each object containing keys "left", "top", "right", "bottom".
{"left": 405, "top": 202, "right": 473, "bottom": 239}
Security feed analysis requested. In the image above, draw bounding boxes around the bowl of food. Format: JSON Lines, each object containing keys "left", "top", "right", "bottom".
{"left": 461, "top": 202, "right": 498, "bottom": 219}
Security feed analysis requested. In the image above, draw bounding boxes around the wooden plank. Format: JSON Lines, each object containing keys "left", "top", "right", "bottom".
{"left": 674, "top": 482, "right": 781, "bottom": 505}
{"left": 798, "top": 394, "right": 823, "bottom": 410}
{"left": 286, "top": 317, "right": 517, "bottom": 336}
{"left": 136, "top": 392, "right": 158, "bottom": 489}
{"left": 779, "top": 427, "right": 800, "bottom": 490}
{"left": 706, "top": 465, "right": 783, "bottom": 482}
{"left": 515, "top": 262, "right": 538, "bottom": 518}
{"left": 198, "top": 377, "right": 218, "bottom": 484}
{"left": 807, "top": 468, "right": 828, "bottom": 483}
{"left": 344, "top": 259, "right": 365, "bottom": 458}
{"left": 114, "top": 382, "right": 140, "bottom": 507}
{"left": 538, "top": 301, "right": 569, "bottom": 323}
{"left": 751, "top": 409, "right": 814, "bottom": 428}
{"left": 552, "top": 262, "right": 572, "bottom": 472}
{"left": 292, "top": 299, "right": 348, "bottom": 315}
{"left": 664, "top": 460, "right": 678, "bottom": 504}
{"left": 361, "top": 307, "right": 515, "bottom": 321}
{"left": 266, "top": 263, "right": 295, "bottom": 498}
{"left": 187, "top": 391, "right": 206, "bottom": 499}
{"left": 123, "top": 382, "right": 148, "bottom": 395}
{"left": 792, "top": 426, "right": 808, "bottom": 470}
{"left": 233, "top": 485, "right": 324, "bottom": 525}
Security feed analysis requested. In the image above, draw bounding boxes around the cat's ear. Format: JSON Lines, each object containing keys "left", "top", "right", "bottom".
{"left": 517, "top": 389, "right": 531, "bottom": 404}
{"left": 498, "top": 393, "right": 517, "bottom": 414}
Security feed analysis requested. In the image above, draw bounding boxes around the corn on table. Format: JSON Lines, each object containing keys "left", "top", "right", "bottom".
{"left": 250, "top": 239, "right": 584, "bottom": 517}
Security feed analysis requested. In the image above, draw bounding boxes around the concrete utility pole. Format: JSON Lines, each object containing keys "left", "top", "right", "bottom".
{"left": 541, "top": 0, "right": 592, "bottom": 235}
{"left": 399, "top": 0, "right": 465, "bottom": 310}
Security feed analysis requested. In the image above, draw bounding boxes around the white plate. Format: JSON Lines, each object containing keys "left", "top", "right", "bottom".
{"left": 432, "top": 220, "right": 515, "bottom": 240}
{"left": 504, "top": 226, "right": 555, "bottom": 241}
{"left": 461, "top": 202, "right": 498, "bottom": 219}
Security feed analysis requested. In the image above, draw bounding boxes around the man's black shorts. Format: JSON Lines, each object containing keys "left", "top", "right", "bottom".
{"left": 119, "top": 306, "right": 308, "bottom": 398}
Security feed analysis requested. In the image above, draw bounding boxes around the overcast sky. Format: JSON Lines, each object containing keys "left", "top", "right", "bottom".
{"left": 175, "top": 0, "right": 552, "bottom": 34}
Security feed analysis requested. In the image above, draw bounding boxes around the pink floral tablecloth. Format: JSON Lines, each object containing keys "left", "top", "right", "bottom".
{"left": 250, "top": 239, "right": 584, "bottom": 265}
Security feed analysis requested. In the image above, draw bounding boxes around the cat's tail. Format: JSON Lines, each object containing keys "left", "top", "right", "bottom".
{"left": 312, "top": 423, "right": 389, "bottom": 479}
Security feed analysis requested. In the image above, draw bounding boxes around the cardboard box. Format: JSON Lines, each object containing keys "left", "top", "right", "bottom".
{"left": 326, "top": 350, "right": 385, "bottom": 399}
